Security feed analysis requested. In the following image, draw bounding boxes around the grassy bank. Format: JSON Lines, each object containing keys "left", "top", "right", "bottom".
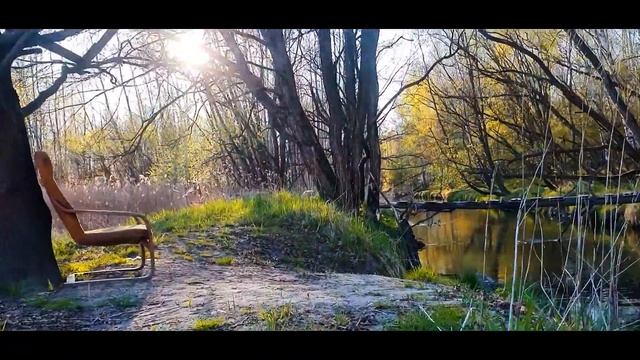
{"left": 415, "top": 179, "right": 640, "bottom": 203}
{"left": 53, "top": 191, "right": 405, "bottom": 278}
{"left": 399, "top": 267, "right": 640, "bottom": 331}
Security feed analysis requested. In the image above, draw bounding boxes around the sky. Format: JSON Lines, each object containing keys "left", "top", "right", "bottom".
{"left": 377, "top": 29, "right": 420, "bottom": 129}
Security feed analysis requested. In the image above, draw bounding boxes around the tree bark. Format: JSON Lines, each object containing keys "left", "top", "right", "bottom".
{"left": 318, "top": 29, "right": 350, "bottom": 207}
{"left": 221, "top": 30, "right": 338, "bottom": 199}
{"left": 0, "top": 52, "right": 62, "bottom": 288}
{"left": 359, "top": 30, "right": 381, "bottom": 220}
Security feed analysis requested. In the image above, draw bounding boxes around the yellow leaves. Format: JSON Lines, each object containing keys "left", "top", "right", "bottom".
{"left": 494, "top": 42, "right": 514, "bottom": 61}
{"left": 61, "top": 127, "right": 122, "bottom": 157}
{"left": 148, "top": 129, "right": 214, "bottom": 183}
{"left": 535, "top": 30, "right": 562, "bottom": 60}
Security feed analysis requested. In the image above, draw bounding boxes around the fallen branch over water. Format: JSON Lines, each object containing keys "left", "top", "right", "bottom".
{"left": 381, "top": 192, "right": 640, "bottom": 211}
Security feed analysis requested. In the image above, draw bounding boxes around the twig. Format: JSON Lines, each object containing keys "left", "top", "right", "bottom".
{"left": 460, "top": 306, "right": 474, "bottom": 331}
{"left": 417, "top": 304, "right": 442, "bottom": 331}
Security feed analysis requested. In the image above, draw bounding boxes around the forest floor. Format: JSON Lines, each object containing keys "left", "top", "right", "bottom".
{"left": 1, "top": 225, "right": 462, "bottom": 331}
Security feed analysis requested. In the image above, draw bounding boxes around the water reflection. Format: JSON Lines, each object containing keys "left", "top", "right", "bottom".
{"left": 411, "top": 210, "right": 640, "bottom": 298}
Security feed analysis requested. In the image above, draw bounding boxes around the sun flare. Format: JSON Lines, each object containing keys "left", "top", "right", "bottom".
{"left": 166, "top": 30, "right": 210, "bottom": 70}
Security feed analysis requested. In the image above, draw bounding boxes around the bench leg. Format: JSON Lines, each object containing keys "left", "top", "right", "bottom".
{"left": 64, "top": 242, "right": 152, "bottom": 285}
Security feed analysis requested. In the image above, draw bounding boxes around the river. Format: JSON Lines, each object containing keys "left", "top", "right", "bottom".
{"left": 410, "top": 209, "right": 640, "bottom": 301}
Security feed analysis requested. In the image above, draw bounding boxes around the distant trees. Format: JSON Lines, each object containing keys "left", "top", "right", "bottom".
{"left": 388, "top": 29, "right": 640, "bottom": 197}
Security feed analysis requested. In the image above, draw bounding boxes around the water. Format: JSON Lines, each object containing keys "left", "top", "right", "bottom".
{"left": 411, "top": 210, "right": 640, "bottom": 300}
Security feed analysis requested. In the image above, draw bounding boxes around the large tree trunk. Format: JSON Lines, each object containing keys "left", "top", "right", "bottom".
{"left": 0, "top": 59, "right": 62, "bottom": 288}
{"left": 359, "top": 30, "right": 381, "bottom": 221}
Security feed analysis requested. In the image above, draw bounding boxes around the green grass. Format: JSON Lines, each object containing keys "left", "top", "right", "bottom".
{"left": 447, "top": 189, "right": 485, "bottom": 202}
{"left": 373, "top": 300, "right": 394, "bottom": 309}
{"left": 152, "top": 191, "right": 404, "bottom": 276}
{"left": 0, "top": 281, "right": 29, "bottom": 299}
{"left": 403, "top": 281, "right": 424, "bottom": 289}
{"left": 28, "top": 296, "right": 83, "bottom": 311}
{"left": 459, "top": 271, "right": 481, "bottom": 290}
{"left": 334, "top": 312, "right": 350, "bottom": 328}
{"left": 172, "top": 247, "right": 194, "bottom": 261}
{"left": 214, "top": 256, "right": 235, "bottom": 266}
{"left": 403, "top": 268, "right": 438, "bottom": 282}
{"left": 259, "top": 303, "right": 294, "bottom": 330}
{"left": 106, "top": 295, "right": 140, "bottom": 309}
{"left": 387, "top": 306, "right": 466, "bottom": 331}
{"left": 405, "top": 293, "right": 430, "bottom": 301}
{"left": 193, "top": 317, "right": 225, "bottom": 330}
{"left": 403, "top": 268, "right": 459, "bottom": 286}
{"left": 187, "top": 238, "right": 212, "bottom": 247}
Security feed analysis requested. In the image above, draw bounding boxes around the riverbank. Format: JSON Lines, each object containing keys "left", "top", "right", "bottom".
{"left": 412, "top": 179, "right": 638, "bottom": 202}
{"left": 3, "top": 192, "right": 637, "bottom": 331}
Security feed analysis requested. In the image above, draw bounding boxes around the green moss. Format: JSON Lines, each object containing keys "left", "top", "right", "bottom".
{"left": 405, "top": 293, "right": 430, "bottom": 301}
{"left": 214, "top": 256, "right": 234, "bottom": 266}
{"left": 403, "top": 282, "right": 424, "bottom": 289}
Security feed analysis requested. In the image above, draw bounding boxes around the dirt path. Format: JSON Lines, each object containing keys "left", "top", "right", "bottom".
{"left": 1, "top": 228, "right": 462, "bottom": 331}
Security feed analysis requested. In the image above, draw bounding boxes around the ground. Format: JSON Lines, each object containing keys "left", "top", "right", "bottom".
{"left": 0, "top": 226, "right": 461, "bottom": 331}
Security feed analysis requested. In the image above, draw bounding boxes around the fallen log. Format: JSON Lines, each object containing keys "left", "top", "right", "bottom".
{"left": 381, "top": 192, "right": 640, "bottom": 212}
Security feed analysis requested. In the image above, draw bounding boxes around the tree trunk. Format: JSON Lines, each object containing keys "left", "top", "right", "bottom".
{"left": 0, "top": 60, "right": 62, "bottom": 288}
{"left": 359, "top": 30, "right": 381, "bottom": 221}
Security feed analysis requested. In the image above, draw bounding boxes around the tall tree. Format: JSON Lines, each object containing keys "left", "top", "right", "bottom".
{"left": 0, "top": 29, "right": 118, "bottom": 288}
{"left": 216, "top": 29, "right": 427, "bottom": 219}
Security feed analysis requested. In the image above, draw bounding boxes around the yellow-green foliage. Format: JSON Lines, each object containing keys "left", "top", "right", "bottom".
{"left": 53, "top": 234, "right": 138, "bottom": 277}
{"left": 62, "top": 120, "right": 216, "bottom": 184}
{"left": 214, "top": 256, "right": 234, "bottom": 266}
{"left": 193, "top": 317, "right": 225, "bottom": 330}
{"left": 147, "top": 122, "right": 215, "bottom": 183}
{"left": 403, "top": 268, "right": 439, "bottom": 282}
{"left": 259, "top": 304, "right": 294, "bottom": 331}
{"left": 403, "top": 268, "right": 458, "bottom": 286}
